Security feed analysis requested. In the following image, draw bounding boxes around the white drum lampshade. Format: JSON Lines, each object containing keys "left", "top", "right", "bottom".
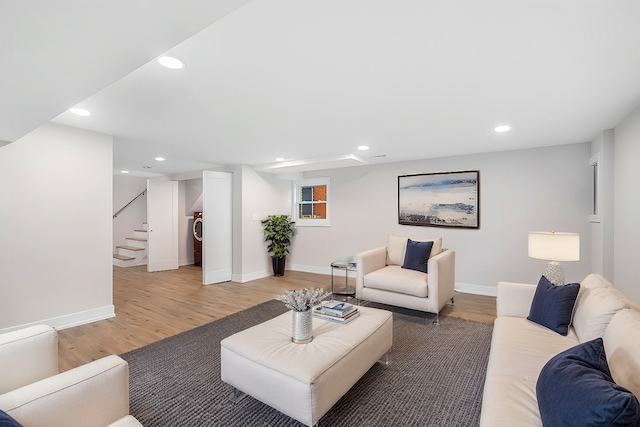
{"left": 528, "top": 231, "right": 580, "bottom": 285}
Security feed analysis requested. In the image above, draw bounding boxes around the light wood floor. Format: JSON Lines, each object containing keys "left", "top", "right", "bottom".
{"left": 57, "top": 265, "right": 496, "bottom": 372}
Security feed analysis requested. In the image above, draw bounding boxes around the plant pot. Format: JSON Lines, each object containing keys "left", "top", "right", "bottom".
{"left": 272, "top": 256, "right": 286, "bottom": 276}
{"left": 291, "top": 309, "right": 313, "bottom": 344}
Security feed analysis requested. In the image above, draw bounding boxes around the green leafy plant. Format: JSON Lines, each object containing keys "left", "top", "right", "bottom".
{"left": 261, "top": 215, "right": 296, "bottom": 258}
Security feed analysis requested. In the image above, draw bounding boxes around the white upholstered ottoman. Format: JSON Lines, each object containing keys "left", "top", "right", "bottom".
{"left": 220, "top": 305, "right": 393, "bottom": 426}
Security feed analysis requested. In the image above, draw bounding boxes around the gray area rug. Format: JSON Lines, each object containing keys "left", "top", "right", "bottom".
{"left": 120, "top": 300, "right": 493, "bottom": 426}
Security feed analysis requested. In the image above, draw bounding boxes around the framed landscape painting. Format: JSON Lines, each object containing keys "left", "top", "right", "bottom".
{"left": 398, "top": 170, "right": 479, "bottom": 229}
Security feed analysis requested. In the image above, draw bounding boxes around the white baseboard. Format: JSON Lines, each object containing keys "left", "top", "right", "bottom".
{"left": 455, "top": 282, "right": 497, "bottom": 297}
{"left": 0, "top": 305, "right": 115, "bottom": 334}
{"left": 290, "top": 264, "right": 333, "bottom": 275}
{"left": 290, "top": 264, "right": 358, "bottom": 277}
{"left": 235, "top": 264, "right": 339, "bottom": 283}
{"left": 233, "top": 269, "right": 271, "bottom": 283}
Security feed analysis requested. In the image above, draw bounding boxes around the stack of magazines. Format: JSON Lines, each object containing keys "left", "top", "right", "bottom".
{"left": 313, "top": 301, "right": 360, "bottom": 324}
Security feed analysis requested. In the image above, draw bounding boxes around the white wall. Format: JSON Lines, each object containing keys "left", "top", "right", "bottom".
{"left": 613, "top": 105, "right": 640, "bottom": 305}
{"left": 230, "top": 165, "right": 291, "bottom": 282}
{"left": 166, "top": 165, "right": 289, "bottom": 281}
{"left": 184, "top": 178, "right": 204, "bottom": 216}
{"left": 113, "top": 175, "right": 147, "bottom": 254}
{"left": 589, "top": 130, "right": 615, "bottom": 279}
{"left": 289, "top": 143, "right": 592, "bottom": 295}
{"left": 0, "top": 123, "right": 113, "bottom": 332}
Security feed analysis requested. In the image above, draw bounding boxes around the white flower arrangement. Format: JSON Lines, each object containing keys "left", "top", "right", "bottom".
{"left": 276, "top": 288, "right": 330, "bottom": 312}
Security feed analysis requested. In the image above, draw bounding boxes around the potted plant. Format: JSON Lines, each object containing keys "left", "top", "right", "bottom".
{"left": 276, "top": 288, "right": 329, "bottom": 343}
{"left": 261, "top": 214, "right": 296, "bottom": 276}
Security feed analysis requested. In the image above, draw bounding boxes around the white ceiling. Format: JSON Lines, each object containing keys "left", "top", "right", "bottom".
{"left": 3, "top": 0, "right": 640, "bottom": 177}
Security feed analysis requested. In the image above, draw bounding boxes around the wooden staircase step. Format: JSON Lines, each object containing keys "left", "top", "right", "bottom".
{"left": 113, "top": 222, "right": 149, "bottom": 268}
{"left": 116, "top": 245, "right": 145, "bottom": 251}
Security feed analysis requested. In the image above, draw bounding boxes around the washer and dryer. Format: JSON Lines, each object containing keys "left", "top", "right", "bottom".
{"left": 193, "top": 212, "right": 203, "bottom": 266}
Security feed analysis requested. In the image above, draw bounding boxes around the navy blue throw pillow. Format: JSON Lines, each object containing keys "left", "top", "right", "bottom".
{"left": 0, "top": 410, "right": 22, "bottom": 427}
{"left": 527, "top": 276, "right": 580, "bottom": 335}
{"left": 537, "top": 338, "right": 640, "bottom": 427}
{"left": 401, "top": 239, "right": 433, "bottom": 273}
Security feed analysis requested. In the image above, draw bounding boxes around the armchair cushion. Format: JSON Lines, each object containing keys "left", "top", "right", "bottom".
{"left": 363, "top": 265, "right": 429, "bottom": 298}
{"left": 387, "top": 235, "right": 408, "bottom": 265}
{"left": 387, "top": 235, "right": 442, "bottom": 266}
{"left": 401, "top": 239, "right": 433, "bottom": 273}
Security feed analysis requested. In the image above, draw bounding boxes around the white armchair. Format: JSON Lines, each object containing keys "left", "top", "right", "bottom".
{"left": 356, "top": 235, "right": 455, "bottom": 322}
{"left": 0, "top": 325, "right": 142, "bottom": 427}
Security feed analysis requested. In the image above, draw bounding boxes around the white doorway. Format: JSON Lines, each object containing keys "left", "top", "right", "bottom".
{"left": 202, "top": 171, "right": 232, "bottom": 284}
{"left": 147, "top": 180, "right": 179, "bottom": 272}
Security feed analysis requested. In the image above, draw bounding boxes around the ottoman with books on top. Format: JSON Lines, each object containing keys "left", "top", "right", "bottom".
{"left": 220, "top": 305, "right": 393, "bottom": 427}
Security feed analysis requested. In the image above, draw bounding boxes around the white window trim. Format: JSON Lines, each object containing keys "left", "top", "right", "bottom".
{"left": 292, "top": 177, "right": 331, "bottom": 227}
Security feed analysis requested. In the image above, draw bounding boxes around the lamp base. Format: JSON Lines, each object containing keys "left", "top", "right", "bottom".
{"left": 543, "top": 261, "right": 565, "bottom": 286}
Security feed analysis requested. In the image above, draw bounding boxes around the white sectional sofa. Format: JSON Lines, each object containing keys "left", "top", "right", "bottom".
{"left": 0, "top": 325, "right": 142, "bottom": 427}
{"left": 480, "top": 274, "right": 640, "bottom": 426}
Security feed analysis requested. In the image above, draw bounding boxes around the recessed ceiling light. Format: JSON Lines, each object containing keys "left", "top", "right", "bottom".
{"left": 143, "top": 166, "right": 151, "bottom": 169}
{"left": 358, "top": 145, "right": 370, "bottom": 151}
{"left": 276, "top": 157, "right": 285, "bottom": 162}
{"left": 155, "top": 157, "right": 165, "bottom": 161}
{"left": 70, "top": 108, "right": 91, "bottom": 116}
{"left": 121, "top": 170, "right": 129, "bottom": 174}
{"left": 495, "top": 125, "right": 511, "bottom": 133}
{"left": 158, "top": 56, "right": 184, "bottom": 69}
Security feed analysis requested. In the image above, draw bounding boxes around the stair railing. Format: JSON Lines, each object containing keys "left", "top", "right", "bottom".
{"left": 113, "top": 189, "right": 146, "bottom": 218}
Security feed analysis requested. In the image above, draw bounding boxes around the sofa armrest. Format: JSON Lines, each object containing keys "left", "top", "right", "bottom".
{"left": 356, "top": 247, "right": 387, "bottom": 298}
{"left": 496, "top": 281, "right": 536, "bottom": 318}
{"left": 427, "top": 249, "right": 456, "bottom": 312}
{"left": 0, "top": 325, "right": 58, "bottom": 395}
{"left": 0, "top": 355, "right": 130, "bottom": 427}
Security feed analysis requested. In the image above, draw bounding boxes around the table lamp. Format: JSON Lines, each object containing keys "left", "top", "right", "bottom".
{"left": 528, "top": 231, "right": 580, "bottom": 286}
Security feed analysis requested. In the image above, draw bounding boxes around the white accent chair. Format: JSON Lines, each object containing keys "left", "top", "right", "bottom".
{"left": 356, "top": 235, "right": 455, "bottom": 323}
{"left": 0, "top": 325, "right": 142, "bottom": 427}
